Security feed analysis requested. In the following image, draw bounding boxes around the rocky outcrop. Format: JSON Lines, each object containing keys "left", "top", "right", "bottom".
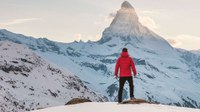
{"left": 65, "top": 98, "right": 92, "bottom": 105}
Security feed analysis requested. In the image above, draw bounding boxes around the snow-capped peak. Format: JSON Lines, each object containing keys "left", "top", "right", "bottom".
{"left": 121, "top": 1, "right": 134, "bottom": 9}
{"left": 109, "top": 1, "right": 139, "bottom": 29}
{"left": 98, "top": 1, "right": 142, "bottom": 44}
{"left": 98, "top": 1, "right": 172, "bottom": 53}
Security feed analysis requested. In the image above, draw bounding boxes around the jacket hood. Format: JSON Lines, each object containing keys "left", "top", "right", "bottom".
{"left": 121, "top": 52, "right": 129, "bottom": 57}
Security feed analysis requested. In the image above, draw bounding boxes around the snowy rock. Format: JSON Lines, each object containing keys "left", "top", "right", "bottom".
{"left": 0, "top": 41, "right": 106, "bottom": 112}
{"left": 65, "top": 98, "right": 92, "bottom": 105}
{"left": 121, "top": 1, "right": 134, "bottom": 9}
{"left": 121, "top": 99, "right": 152, "bottom": 104}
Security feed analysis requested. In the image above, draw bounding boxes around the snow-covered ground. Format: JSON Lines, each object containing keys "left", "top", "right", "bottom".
{"left": 32, "top": 102, "right": 200, "bottom": 112}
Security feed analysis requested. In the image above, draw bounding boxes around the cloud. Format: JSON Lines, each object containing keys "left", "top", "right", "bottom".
{"left": 0, "top": 18, "right": 41, "bottom": 27}
{"left": 166, "top": 38, "right": 182, "bottom": 47}
{"left": 73, "top": 34, "right": 82, "bottom": 41}
{"left": 94, "top": 11, "right": 159, "bottom": 32}
{"left": 140, "top": 10, "right": 159, "bottom": 15}
{"left": 108, "top": 12, "right": 116, "bottom": 18}
{"left": 106, "top": 11, "right": 117, "bottom": 22}
{"left": 73, "top": 34, "right": 101, "bottom": 42}
{"left": 94, "top": 21, "right": 102, "bottom": 25}
{"left": 94, "top": 14, "right": 105, "bottom": 25}
{"left": 166, "top": 35, "right": 200, "bottom": 50}
{"left": 139, "top": 16, "right": 159, "bottom": 31}
{"left": 94, "top": 34, "right": 101, "bottom": 40}
{"left": 94, "top": 12, "right": 116, "bottom": 25}
{"left": 139, "top": 10, "right": 169, "bottom": 18}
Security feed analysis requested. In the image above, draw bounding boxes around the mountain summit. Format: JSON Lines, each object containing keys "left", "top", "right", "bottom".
{"left": 98, "top": 1, "right": 172, "bottom": 54}
{"left": 110, "top": 1, "right": 139, "bottom": 30}
{"left": 121, "top": 1, "right": 134, "bottom": 9}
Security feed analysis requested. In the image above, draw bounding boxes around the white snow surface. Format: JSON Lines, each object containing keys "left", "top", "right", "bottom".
{"left": 32, "top": 102, "right": 200, "bottom": 112}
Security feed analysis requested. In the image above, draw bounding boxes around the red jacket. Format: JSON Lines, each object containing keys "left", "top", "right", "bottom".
{"left": 115, "top": 52, "right": 137, "bottom": 77}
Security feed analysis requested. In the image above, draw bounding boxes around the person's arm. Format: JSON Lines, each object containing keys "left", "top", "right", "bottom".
{"left": 130, "top": 58, "right": 137, "bottom": 77}
{"left": 114, "top": 58, "right": 120, "bottom": 78}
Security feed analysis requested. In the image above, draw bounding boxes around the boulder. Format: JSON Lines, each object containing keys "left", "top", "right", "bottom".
{"left": 66, "top": 98, "right": 92, "bottom": 105}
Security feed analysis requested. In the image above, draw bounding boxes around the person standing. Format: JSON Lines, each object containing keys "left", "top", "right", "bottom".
{"left": 114, "top": 48, "right": 137, "bottom": 103}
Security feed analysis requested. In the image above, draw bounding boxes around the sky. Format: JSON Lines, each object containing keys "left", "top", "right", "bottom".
{"left": 0, "top": 0, "right": 200, "bottom": 50}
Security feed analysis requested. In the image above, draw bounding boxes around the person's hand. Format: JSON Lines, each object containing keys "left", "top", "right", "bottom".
{"left": 134, "top": 75, "right": 137, "bottom": 78}
{"left": 115, "top": 76, "right": 118, "bottom": 79}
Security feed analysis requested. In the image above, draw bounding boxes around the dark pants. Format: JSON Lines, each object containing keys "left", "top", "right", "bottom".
{"left": 118, "top": 76, "right": 134, "bottom": 102}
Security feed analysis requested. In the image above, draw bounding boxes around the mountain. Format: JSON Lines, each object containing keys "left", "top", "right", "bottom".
{"left": 1, "top": 0, "right": 200, "bottom": 109}
{"left": 0, "top": 41, "right": 106, "bottom": 112}
{"left": 99, "top": 1, "right": 173, "bottom": 54}
{"left": 191, "top": 49, "right": 200, "bottom": 55}
{"left": 31, "top": 102, "right": 200, "bottom": 112}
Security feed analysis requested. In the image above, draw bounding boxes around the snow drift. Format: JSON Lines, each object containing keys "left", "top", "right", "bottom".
{"left": 31, "top": 102, "right": 200, "bottom": 112}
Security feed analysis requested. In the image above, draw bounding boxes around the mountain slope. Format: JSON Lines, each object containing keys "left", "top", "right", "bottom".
{"left": 0, "top": 1, "right": 200, "bottom": 109}
{"left": 0, "top": 41, "right": 106, "bottom": 112}
{"left": 191, "top": 49, "right": 200, "bottom": 55}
